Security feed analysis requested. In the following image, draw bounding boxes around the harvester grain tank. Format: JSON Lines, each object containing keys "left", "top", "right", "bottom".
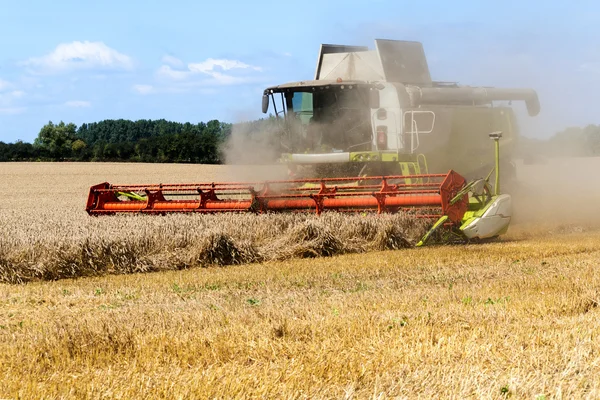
{"left": 86, "top": 39, "right": 539, "bottom": 246}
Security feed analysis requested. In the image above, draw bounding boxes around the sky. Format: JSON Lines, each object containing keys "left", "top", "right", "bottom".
{"left": 1, "top": 0, "right": 600, "bottom": 143}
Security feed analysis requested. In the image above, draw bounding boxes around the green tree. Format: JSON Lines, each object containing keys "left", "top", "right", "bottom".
{"left": 34, "top": 121, "right": 77, "bottom": 160}
{"left": 71, "top": 139, "right": 87, "bottom": 160}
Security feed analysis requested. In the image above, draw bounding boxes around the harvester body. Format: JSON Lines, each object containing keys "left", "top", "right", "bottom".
{"left": 86, "top": 39, "right": 537, "bottom": 245}
{"left": 262, "top": 39, "right": 539, "bottom": 180}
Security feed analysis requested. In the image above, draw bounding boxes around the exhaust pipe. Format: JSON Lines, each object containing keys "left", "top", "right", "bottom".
{"left": 407, "top": 86, "right": 540, "bottom": 116}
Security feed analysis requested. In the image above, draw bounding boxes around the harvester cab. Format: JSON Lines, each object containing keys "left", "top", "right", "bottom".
{"left": 262, "top": 39, "right": 540, "bottom": 181}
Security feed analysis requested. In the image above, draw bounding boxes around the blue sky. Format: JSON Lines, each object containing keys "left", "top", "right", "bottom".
{"left": 1, "top": 0, "right": 599, "bottom": 142}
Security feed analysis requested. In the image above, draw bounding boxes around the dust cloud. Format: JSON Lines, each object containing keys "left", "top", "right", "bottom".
{"left": 220, "top": 118, "right": 288, "bottom": 182}
{"left": 510, "top": 156, "right": 600, "bottom": 228}
{"left": 220, "top": 111, "right": 371, "bottom": 181}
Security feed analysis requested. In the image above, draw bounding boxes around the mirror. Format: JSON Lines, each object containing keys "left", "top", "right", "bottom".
{"left": 369, "top": 89, "right": 380, "bottom": 109}
{"left": 262, "top": 94, "right": 270, "bottom": 114}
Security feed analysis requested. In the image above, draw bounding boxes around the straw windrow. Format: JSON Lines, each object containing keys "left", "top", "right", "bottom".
{"left": 0, "top": 212, "right": 429, "bottom": 283}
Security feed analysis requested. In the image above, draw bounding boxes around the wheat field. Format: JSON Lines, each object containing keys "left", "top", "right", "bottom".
{"left": 1, "top": 162, "right": 600, "bottom": 399}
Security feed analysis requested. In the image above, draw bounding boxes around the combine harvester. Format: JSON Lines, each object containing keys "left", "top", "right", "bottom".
{"left": 87, "top": 40, "right": 539, "bottom": 246}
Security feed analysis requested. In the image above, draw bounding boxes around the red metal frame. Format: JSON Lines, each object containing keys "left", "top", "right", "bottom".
{"left": 86, "top": 171, "right": 469, "bottom": 222}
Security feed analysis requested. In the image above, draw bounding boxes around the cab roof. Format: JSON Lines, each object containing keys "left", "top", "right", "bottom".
{"left": 264, "top": 79, "right": 375, "bottom": 94}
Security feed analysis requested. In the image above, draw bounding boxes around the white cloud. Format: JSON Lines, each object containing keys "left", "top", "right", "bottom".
{"left": 202, "top": 72, "right": 249, "bottom": 85}
{"left": 136, "top": 57, "right": 265, "bottom": 95}
{"left": 188, "top": 58, "right": 262, "bottom": 74}
{"left": 133, "top": 84, "right": 154, "bottom": 94}
{"left": 161, "top": 55, "right": 184, "bottom": 68}
{"left": 64, "top": 100, "right": 91, "bottom": 108}
{"left": 156, "top": 65, "right": 191, "bottom": 81}
{"left": 155, "top": 57, "right": 263, "bottom": 88}
{"left": 23, "top": 41, "right": 133, "bottom": 73}
{"left": 0, "top": 107, "right": 26, "bottom": 115}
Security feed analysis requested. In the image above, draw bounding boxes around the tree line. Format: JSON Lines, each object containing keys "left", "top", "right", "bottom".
{"left": 0, "top": 119, "right": 233, "bottom": 163}
{"left": 2, "top": 118, "right": 600, "bottom": 163}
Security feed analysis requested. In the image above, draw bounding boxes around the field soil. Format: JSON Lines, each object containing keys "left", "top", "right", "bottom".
{"left": 1, "top": 161, "right": 600, "bottom": 398}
